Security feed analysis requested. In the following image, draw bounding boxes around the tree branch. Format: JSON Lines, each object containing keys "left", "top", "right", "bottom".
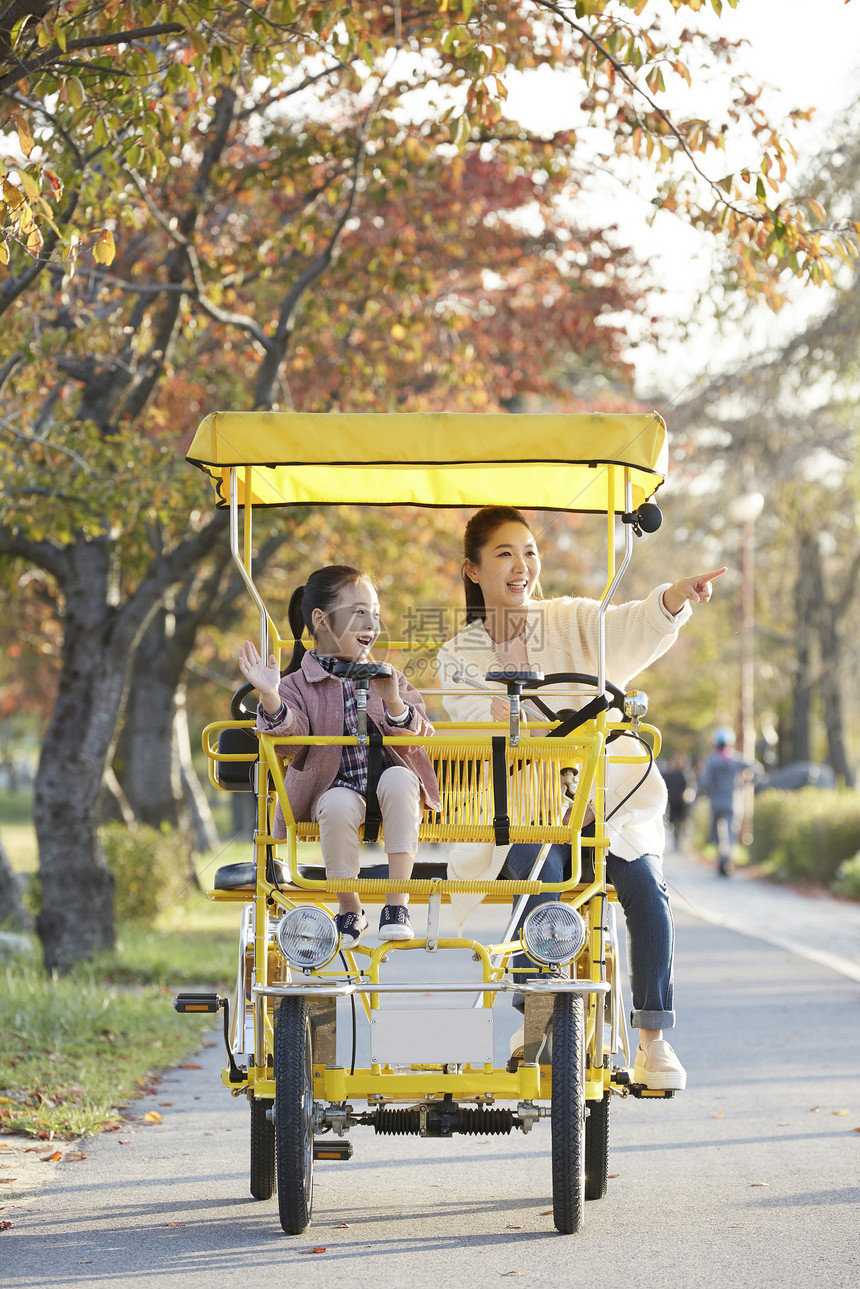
{"left": 0, "top": 23, "right": 185, "bottom": 94}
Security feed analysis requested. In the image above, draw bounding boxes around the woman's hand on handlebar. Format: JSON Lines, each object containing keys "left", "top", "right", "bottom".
{"left": 238, "top": 640, "right": 283, "bottom": 714}
{"left": 662, "top": 568, "right": 727, "bottom": 616}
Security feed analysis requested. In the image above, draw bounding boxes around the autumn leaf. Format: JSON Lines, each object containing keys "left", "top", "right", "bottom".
{"left": 41, "top": 1151, "right": 63, "bottom": 1162}
{"left": 92, "top": 228, "right": 116, "bottom": 265}
{"left": 144, "top": 1111, "right": 163, "bottom": 1124}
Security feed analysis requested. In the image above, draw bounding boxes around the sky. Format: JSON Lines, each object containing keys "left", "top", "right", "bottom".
{"left": 508, "top": 0, "right": 860, "bottom": 397}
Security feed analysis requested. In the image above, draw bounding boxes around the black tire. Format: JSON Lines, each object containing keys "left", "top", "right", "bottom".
{"left": 250, "top": 1097, "right": 276, "bottom": 1200}
{"left": 274, "top": 997, "right": 314, "bottom": 1234}
{"left": 551, "top": 993, "right": 586, "bottom": 1234}
{"left": 584, "top": 1094, "right": 610, "bottom": 1201}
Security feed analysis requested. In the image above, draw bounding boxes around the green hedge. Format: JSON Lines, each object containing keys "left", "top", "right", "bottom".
{"left": 751, "top": 788, "right": 860, "bottom": 887}
{"left": 99, "top": 822, "right": 191, "bottom": 926}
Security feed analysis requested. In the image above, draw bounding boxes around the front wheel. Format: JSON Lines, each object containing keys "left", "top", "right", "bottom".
{"left": 250, "top": 1097, "right": 276, "bottom": 1200}
{"left": 551, "top": 993, "right": 586, "bottom": 1233}
{"left": 274, "top": 997, "right": 314, "bottom": 1234}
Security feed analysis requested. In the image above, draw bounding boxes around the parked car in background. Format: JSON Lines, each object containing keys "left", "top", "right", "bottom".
{"left": 755, "top": 761, "right": 836, "bottom": 793}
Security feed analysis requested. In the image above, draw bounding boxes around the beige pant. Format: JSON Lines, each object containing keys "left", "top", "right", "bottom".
{"left": 313, "top": 765, "right": 422, "bottom": 879}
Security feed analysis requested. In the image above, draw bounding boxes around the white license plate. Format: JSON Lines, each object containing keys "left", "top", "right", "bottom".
{"left": 370, "top": 1008, "right": 494, "bottom": 1066}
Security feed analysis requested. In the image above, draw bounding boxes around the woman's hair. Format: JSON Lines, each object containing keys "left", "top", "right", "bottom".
{"left": 285, "top": 564, "right": 371, "bottom": 674}
{"left": 462, "top": 505, "right": 543, "bottom": 623}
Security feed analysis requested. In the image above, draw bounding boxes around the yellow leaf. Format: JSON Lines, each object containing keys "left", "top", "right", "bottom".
{"left": 18, "top": 169, "right": 39, "bottom": 200}
{"left": 144, "top": 1110, "right": 163, "bottom": 1123}
{"left": 92, "top": 228, "right": 116, "bottom": 265}
{"left": 390, "top": 323, "right": 407, "bottom": 341}
{"left": 15, "top": 113, "right": 35, "bottom": 158}
{"left": 0, "top": 241, "right": 9, "bottom": 265}
{"left": 26, "top": 225, "right": 43, "bottom": 256}
{"left": 808, "top": 198, "right": 826, "bottom": 224}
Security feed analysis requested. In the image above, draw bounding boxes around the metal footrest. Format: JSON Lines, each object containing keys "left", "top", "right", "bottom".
{"left": 313, "top": 1139, "right": 354, "bottom": 1161}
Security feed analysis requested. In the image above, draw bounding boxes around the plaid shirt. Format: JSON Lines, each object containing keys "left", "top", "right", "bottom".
{"left": 258, "top": 653, "right": 411, "bottom": 798}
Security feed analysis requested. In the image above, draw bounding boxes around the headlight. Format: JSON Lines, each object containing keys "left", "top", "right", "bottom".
{"left": 275, "top": 906, "right": 338, "bottom": 971}
{"left": 521, "top": 903, "right": 587, "bottom": 967}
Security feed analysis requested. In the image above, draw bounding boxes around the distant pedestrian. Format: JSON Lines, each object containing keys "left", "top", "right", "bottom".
{"left": 698, "top": 729, "right": 755, "bottom": 876}
{"left": 663, "top": 753, "right": 694, "bottom": 850}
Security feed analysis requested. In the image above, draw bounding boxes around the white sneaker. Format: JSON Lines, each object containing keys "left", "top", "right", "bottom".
{"left": 633, "top": 1039, "right": 687, "bottom": 1091}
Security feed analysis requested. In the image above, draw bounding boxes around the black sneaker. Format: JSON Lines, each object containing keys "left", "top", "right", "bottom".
{"left": 378, "top": 904, "right": 414, "bottom": 942}
{"left": 335, "top": 908, "right": 368, "bottom": 948}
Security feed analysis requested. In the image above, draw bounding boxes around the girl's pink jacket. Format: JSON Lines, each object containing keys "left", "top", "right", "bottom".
{"left": 256, "top": 652, "right": 442, "bottom": 838}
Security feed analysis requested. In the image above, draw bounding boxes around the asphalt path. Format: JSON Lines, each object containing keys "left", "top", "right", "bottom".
{"left": 3, "top": 852, "right": 859, "bottom": 1288}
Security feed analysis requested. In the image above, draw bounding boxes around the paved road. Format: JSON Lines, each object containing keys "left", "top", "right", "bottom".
{"left": 3, "top": 853, "right": 859, "bottom": 1288}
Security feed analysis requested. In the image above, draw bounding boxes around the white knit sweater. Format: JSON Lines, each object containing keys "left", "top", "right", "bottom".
{"left": 436, "top": 585, "right": 691, "bottom": 927}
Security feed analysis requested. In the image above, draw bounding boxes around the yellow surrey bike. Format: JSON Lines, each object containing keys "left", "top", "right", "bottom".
{"left": 176, "top": 411, "right": 672, "bottom": 1237}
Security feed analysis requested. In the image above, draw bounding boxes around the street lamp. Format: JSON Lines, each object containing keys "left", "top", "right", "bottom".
{"left": 729, "top": 488, "right": 764, "bottom": 845}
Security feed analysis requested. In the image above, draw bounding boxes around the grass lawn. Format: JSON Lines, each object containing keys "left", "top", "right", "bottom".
{"left": 1, "top": 822, "right": 243, "bottom": 1139}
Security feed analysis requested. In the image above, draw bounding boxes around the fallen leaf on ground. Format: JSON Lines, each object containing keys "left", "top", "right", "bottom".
{"left": 1, "top": 1220, "right": 12, "bottom": 1231}
{"left": 64, "top": 1153, "right": 86, "bottom": 1162}
{"left": 118, "top": 1140, "right": 131, "bottom": 1145}
{"left": 334, "top": 1223, "right": 350, "bottom": 1228}
{"left": 712, "top": 1112, "right": 725, "bottom": 1119}
{"left": 183, "top": 1064, "right": 202, "bottom": 1070}
{"left": 750, "top": 1182, "right": 769, "bottom": 1187}
{"left": 41, "top": 1151, "right": 63, "bottom": 1162}
{"left": 538, "top": 1209, "right": 553, "bottom": 1215}
{"left": 608, "top": 1173, "right": 620, "bottom": 1178}
{"left": 810, "top": 1106, "right": 820, "bottom": 1113}
{"left": 165, "top": 1223, "right": 186, "bottom": 1227}
{"left": 158, "top": 1102, "right": 175, "bottom": 1107}
{"left": 505, "top": 1224, "right": 522, "bottom": 1229}
{"left": 854, "top": 1127, "right": 860, "bottom": 1134}
{"left": 501, "top": 1272, "right": 523, "bottom": 1277}
{"left": 0, "top": 1179, "right": 15, "bottom": 1184}
{"left": 831, "top": 1110, "right": 849, "bottom": 1116}
{"left": 144, "top": 1111, "right": 163, "bottom": 1124}
{"left": 302, "top": 1246, "right": 327, "bottom": 1254}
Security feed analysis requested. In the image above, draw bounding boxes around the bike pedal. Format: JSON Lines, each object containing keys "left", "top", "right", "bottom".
{"left": 313, "top": 1139, "right": 354, "bottom": 1161}
{"left": 173, "top": 993, "right": 224, "bottom": 1014}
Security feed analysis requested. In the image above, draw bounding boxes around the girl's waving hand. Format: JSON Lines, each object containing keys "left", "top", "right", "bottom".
{"left": 238, "top": 640, "right": 283, "bottom": 714}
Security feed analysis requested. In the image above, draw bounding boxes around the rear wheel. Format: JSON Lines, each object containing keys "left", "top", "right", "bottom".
{"left": 551, "top": 993, "right": 586, "bottom": 1234}
{"left": 584, "top": 1094, "right": 610, "bottom": 1201}
{"left": 274, "top": 997, "right": 314, "bottom": 1234}
{"left": 250, "top": 1097, "right": 276, "bottom": 1200}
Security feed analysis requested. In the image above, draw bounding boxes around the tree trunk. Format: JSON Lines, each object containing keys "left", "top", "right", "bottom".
{"left": 789, "top": 532, "right": 816, "bottom": 764}
{"left": 175, "top": 686, "right": 219, "bottom": 857}
{"left": 116, "top": 606, "right": 190, "bottom": 832}
{"left": 818, "top": 602, "right": 855, "bottom": 787}
{"left": 35, "top": 539, "right": 158, "bottom": 973}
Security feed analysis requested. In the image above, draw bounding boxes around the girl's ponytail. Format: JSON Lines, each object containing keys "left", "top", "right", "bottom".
{"left": 285, "top": 584, "right": 308, "bottom": 675}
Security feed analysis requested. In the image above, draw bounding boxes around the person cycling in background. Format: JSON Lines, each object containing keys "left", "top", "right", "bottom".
{"left": 698, "top": 728, "right": 757, "bottom": 877}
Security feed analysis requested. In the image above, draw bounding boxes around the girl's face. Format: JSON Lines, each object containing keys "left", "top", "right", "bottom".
{"left": 464, "top": 521, "right": 541, "bottom": 615}
{"left": 312, "top": 579, "right": 381, "bottom": 661}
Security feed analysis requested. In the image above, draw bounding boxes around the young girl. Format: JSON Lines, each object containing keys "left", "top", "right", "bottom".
{"left": 238, "top": 564, "right": 440, "bottom": 947}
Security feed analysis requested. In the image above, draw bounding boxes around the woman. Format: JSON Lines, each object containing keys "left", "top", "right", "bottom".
{"left": 436, "top": 505, "right": 725, "bottom": 1091}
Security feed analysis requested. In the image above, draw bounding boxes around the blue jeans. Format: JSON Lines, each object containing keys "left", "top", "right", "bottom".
{"left": 505, "top": 842, "right": 675, "bottom": 1031}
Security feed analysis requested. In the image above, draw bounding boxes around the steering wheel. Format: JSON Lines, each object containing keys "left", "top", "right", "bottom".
{"left": 230, "top": 682, "right": 259, "bottom": 720}
{"left": 523, "top": 672, "right": 626, "bottom": 716}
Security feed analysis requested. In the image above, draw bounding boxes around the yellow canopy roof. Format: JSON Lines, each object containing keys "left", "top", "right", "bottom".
{"left": 186, "top": 411, "right": 667, "bottom": 512}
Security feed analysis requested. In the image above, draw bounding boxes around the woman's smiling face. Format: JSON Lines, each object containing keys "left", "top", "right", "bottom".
{"left": 464, "top": 521, "right": 541, "bottom": 616}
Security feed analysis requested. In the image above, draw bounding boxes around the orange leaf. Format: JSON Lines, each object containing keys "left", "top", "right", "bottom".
{"left": 144, "top": 1111, "right": 163, "bottom": 1124}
